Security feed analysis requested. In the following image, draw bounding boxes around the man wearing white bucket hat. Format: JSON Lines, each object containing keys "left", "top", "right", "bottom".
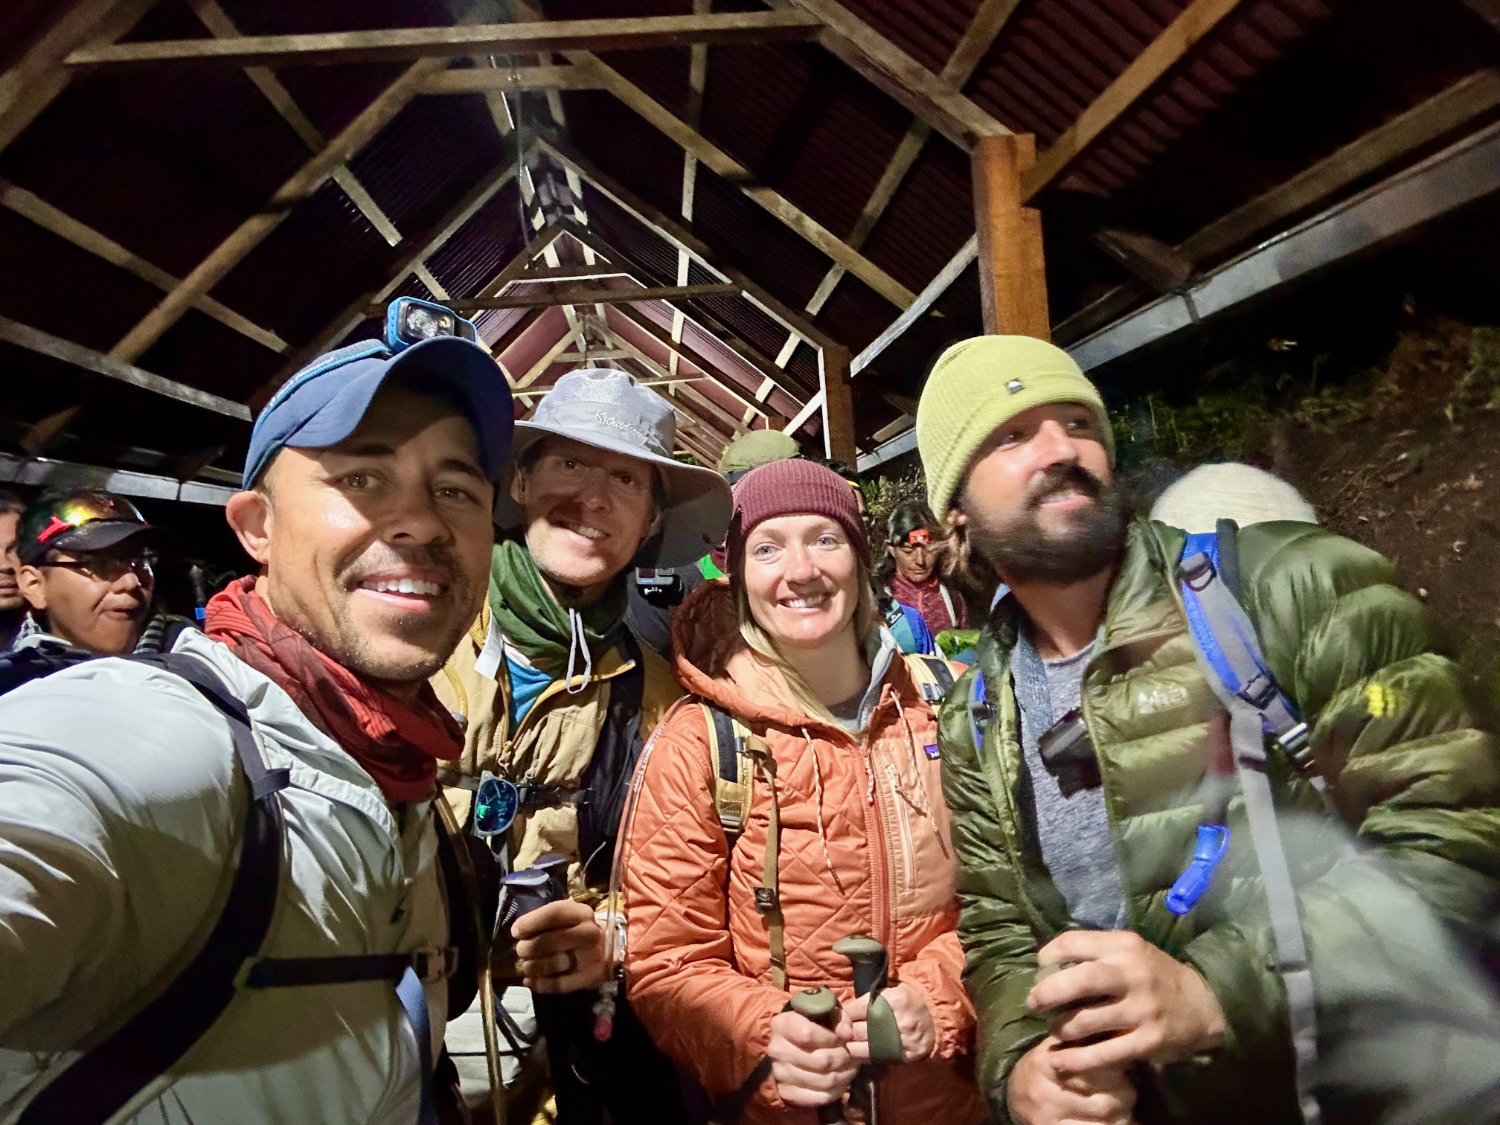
{"left": 433, "top": 367, "right": 731, "bottom": 1123}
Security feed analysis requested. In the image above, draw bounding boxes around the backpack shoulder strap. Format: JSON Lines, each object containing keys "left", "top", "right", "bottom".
{"left": 19, "top": 652, "right": 288, "bottom": 1125}
{"left": 704, "top": 701, "right": 752, "bottom": 841}
{"left": 1178, "top": 524, "right": 1315, "bottom": 777}
{"left": 1175, "top": 527, "right": 1325, "bottom": 1125}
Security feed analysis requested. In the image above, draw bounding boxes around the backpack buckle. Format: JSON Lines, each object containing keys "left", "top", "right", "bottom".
{"left": 920, "top": 682, "right": 944, "bottom": 704}
{"left": 1178, "top": 552, "right": 1216, "bottom": 591}
{"left": 754, "top": 887, "right": 780, "bottom": 915}
{"left": 411, "top": 945, "right": 459, "bottom": 985}
{"left": 1277, "top": 722, "right": 1313, "bottom": 767}
{"left": 1237, "top": 673, "right": 1279, "bottom": 710}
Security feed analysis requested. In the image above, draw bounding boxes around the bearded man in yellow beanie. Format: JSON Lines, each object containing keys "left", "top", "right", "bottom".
{"left": 920, "top": 336, "right": 1500, "bottom": 1125}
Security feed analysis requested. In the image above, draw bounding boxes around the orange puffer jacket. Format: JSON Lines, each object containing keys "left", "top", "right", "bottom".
{"left": 622, "top": 583, "right": 984, "bottom": 1124}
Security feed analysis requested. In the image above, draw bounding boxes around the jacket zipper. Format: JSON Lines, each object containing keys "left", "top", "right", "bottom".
{"left": 863, "top": 687, "right": 896, "bottom": 951}
{"left": 1075, "top": 625, "right": 1182, "bottom": 931}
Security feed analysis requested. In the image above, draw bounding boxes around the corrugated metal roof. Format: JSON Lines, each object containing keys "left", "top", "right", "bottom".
{"left": 1, "top": 0, "right": 1495, "bottom": 477}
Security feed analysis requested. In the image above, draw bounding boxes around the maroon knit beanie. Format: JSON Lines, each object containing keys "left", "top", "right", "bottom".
{"left": 726, "top": 460, "right": 868, "bottom": 578}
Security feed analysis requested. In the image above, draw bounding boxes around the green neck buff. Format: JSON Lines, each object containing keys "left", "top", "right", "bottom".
{"left": 487, "top": 535, "right": 629, "bottom": 673}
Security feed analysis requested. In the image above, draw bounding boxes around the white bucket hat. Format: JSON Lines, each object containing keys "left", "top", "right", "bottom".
{"left": 494, "top": 367, "right": 732, "bottom": 568}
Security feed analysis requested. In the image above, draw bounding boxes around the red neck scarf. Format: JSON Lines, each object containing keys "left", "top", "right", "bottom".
{"left": 205, "top": 576, "right": 462, "bottom": 805}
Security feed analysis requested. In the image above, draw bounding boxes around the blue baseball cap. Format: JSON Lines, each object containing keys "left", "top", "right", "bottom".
{"left": 243, "top": 336, "right": 514, "bottom": 489}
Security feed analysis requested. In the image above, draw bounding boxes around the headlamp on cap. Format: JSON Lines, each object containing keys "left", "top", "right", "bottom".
{"left": 385, "top": 297, "right": 478, "bottom": 351}
{"left": 895, "top": 528, "right": 931, "bottom": 549}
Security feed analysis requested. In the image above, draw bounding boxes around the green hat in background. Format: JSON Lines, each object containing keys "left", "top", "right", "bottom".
{"left": 917, "top": 335, "right": 1114, "bottom": 516}
{"left": 717, "top": 428, "right": 800, "bottom": 482}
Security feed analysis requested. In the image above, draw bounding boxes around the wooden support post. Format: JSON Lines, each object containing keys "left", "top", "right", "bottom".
{"left": 819, "top": 345, "right": 856, "bottom": 466}
{"left": 971, "top": 134, "right": 1049, "bottom": 339}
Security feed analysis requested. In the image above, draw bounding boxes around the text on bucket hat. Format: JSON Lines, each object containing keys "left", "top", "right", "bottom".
{"left": 725, "top": 459, "right": 868, "bottom": 579}
{"left": 493, "top": 367, "right": 732, "bottom": 569}
{"left": 916, "top": 335, "right": 1114, "bottom": 518}
{"left": 244, "top": 334, "right": 514, "bottom": 489}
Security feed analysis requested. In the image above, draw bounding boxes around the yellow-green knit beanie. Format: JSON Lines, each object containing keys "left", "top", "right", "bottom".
{"left": 917, "top": 335, "right": 1114, "bottom": 516}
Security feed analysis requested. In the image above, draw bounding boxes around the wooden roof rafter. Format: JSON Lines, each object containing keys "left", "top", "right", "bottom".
{"left": 770, "top": 0, "right": 1024, "bottom": 368}
{"left": 541, "top": 142, "right": 841, "bottom": 358}
{"left": 766, "top": 0, "right": 1008, "bottom": 146}
{"left": 562, "top": 52, "right": 917, "bottom": 310}
{"left": 0, "top": 0, "right": 158, "bottom": 156}
{"left": 251, "top": 155, "right": 530, "bottom": 407}
{"left": 849, "top": 0, "right": 1253, "bottom": 380}
{"left": 183, "top": 0, "right": 406, "bottom": 248}
{"left": 110, "top": 53, "right": 451, "bottom": 365}
{"left": 0, "top": 177, "right": 287, "bottom": 354}
{"left": 63, "top": 11, "right": 826, "bottom": 69}
{"left": 563, "top": 223, "right": 809, "bottom": 413}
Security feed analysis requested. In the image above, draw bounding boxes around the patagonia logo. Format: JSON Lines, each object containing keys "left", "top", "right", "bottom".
{"left": 1137, "top": 682, "right": 1190, "bottom": 715}
{"left": 924, "top": 744, "right": 940, "bottom": 760}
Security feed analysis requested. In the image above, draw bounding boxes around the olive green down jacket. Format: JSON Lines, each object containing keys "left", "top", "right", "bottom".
{"left": 938, "top": 518, "right": 1500, "bottom": 1124}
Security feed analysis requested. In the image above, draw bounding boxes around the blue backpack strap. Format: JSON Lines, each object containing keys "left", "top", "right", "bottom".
{"left": 1178, "top": 527, "right": 1316, "bottom": 779}
{"left": 19, "top": 652, "right": 288, "bottom": 1125}
{"left": 1176, "top": 525, "right": 1325, "bottom": 1125}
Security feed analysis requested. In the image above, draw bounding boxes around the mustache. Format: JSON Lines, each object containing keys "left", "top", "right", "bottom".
{"left": 342, "top": 545, "right": 464, "bottom": 589}
{"left": 1026, "top": 463, "right": 1104, "bottom": 509}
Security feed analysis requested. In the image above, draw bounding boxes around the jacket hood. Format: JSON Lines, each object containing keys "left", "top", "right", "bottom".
{"left": 670, "top": 579, "right": 903, "bottom": 734}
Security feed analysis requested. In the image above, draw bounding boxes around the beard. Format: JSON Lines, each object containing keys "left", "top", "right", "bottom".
{"left": 965, "top": 463, "right": 1126, "bottom": 585}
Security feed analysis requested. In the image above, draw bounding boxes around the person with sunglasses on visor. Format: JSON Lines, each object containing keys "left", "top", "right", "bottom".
{"left": 432, "top": 366, "right": 731, "bottom": 1124}
{"left": 0, "top": 300, "right": 512, "bottom": 1124}
{"left": 11, "top": 489, "right": 187, "bottom": 657}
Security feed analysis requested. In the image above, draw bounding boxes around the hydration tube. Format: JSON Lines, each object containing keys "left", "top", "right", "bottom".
{"left": 593, "top": 696, "right": 696, "bottom": 1040}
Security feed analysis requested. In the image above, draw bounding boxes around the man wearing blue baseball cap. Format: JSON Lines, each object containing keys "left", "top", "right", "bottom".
{"left": 0, "top": 302, "right": 512, "bottom": 1124}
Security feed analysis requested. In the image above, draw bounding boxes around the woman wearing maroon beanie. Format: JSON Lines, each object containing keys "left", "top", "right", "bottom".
{"left": 619, "top": 460, "right": 983, "bottom": 1124}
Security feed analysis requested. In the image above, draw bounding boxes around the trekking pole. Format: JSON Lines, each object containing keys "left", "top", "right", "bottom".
{"left": 832, "top": 936, "right": 890, "bottom": 1125}
{"left": 189, "top": 563, "right": 210, "bottom": 625}
{"left": 788, "top": 988, "right": 845, "bottom": 1124}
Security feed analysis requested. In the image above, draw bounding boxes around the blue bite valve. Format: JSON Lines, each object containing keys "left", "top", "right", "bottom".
{"left": 1166, "top": 824, "right": 1230, "bottom": 915}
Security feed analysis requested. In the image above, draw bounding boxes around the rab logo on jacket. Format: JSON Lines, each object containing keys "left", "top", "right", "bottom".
{"left": 1137, "top": 681, "right": 1190, "bottom": 715}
